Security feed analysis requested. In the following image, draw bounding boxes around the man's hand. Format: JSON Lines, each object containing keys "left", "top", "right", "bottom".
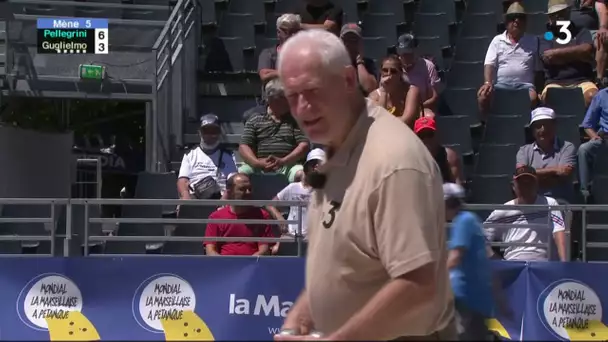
{"left": 597, "top": 27, "right": 608, "bottom": 47}
{"left": 356, "top": 54, "right": 364, "bottom": 65}
{"left": 591, "top": 134, "right": 603, "bottom": 141}
{"left": 271, "top": 243, "right": 280, "bottom": 255}
{"left": 542, "top": 49, "right": 558, "bottom": 64}
{"left": 557, "top": 165, "right": 574, "bottom": 177}
{"left": 253, "top": 158, "right": 269, "bottom": 170}
{"left": 477, "top": 82, "right": 493, "bottom": 97}
{"left": 265, "top": 155, "right": 282, "bottom": 171}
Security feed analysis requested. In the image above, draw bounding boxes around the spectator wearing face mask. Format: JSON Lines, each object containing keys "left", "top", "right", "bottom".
{"left": 177, "top": 114, "right": 238, "bottom": 200}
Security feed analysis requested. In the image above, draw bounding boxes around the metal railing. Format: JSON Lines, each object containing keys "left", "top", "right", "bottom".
{"left": 73, "top": 158, "right": 102, "bottom": 199}
{"left": 0, "top": 200, "right": 606, "bottom": 260}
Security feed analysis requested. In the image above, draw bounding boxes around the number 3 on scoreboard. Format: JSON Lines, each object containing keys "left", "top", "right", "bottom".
{"left": 95, "top": 29, "right": 109, "bottom": 54}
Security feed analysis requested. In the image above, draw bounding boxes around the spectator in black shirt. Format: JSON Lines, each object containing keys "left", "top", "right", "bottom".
{"left": 340, "top": 23, "right": 378, "bottom": 95}
{"left": 258, "top": 13, "right": 301, "bottom": 84}
{"left": 295, "top": 0, "right": 343, "bottom": 35}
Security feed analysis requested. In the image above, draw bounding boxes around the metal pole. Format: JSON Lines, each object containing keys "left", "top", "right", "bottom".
{"left": 50, "top": 203, "right": 56, "bottom": 256}
{"left": 84, "top": 202, "right": 90, "bottom": 256}
{"left": 296, "top": 205, "right": 303, "bottom": 257}
{"left": 64, "top": 202, "right": 72, "bottom": 257}
{"left": 95, "top": 157, "right": 102, "bottom": 199}
{"left": 582, "top": 206, "right": 587, "bottom": 262}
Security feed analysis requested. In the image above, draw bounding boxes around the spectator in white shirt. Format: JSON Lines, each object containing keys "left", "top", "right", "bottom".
{"left": 177, "top": 114, "right": 238, "bottom": 200}
{"left": 266, "top": 148, "right": 326, "bottom": 255}
{"left": 478, "top": 2, "right": 541, "bottom": 121}
{"left": 484, "top": 165, "right": 567, "bottom": 262}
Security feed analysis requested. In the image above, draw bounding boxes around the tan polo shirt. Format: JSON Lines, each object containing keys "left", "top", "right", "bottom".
{"left": 305, "top": 100, "right": 453, "bottom": 339}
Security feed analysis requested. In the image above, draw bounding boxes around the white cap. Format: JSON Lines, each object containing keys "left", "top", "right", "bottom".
{"left": 530, "top": 107, "right": 556, "bottom": 125}
{"left": 443, "top": 183, "right": 465, "bottom": 200}
{"left": 305, "top": 148, "right": 326, "bottom": 164}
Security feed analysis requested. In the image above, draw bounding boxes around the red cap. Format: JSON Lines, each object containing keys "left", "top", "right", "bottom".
{"left": 414, "top": 117, "right": 436, "bottom": 134}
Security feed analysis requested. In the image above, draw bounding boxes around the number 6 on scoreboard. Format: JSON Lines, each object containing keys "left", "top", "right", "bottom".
{"left": 95, "top": 28, "right": 108, "bottom": 54}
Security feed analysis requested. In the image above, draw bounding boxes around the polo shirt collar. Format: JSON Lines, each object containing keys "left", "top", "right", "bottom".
{"left": 533, "top": 138, "right": 560, "bottom": 153}
{"left": 320, "top": 100, "right": 372, "bottom": 170}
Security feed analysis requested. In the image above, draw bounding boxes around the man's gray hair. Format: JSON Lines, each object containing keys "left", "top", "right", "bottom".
{"left": 264, "top": 78, "right": 284, "bottom": 98}
{"left": 276, "top": 13, "right": 301, "bottom": 30}
{"left": 277, "top": 29, "right": 351, "bottom": 76}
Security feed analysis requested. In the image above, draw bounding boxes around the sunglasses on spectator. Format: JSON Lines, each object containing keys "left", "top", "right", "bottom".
{"left": 381, "top": 68, "right": 399, "bottom": 75}
{"left": 506, "top": 14, "right": 526, "bottom": 22}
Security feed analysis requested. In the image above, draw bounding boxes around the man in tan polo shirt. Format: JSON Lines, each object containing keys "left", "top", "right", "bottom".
{"left": 274, "top": 29, "right": 455, "bottom": 341}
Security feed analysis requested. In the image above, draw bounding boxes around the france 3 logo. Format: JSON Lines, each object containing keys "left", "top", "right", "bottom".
{"left": 544, "top": 20, "right": 573, "bottom": 45}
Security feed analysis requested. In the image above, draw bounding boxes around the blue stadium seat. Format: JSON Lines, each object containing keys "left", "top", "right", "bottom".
{"left": 555, "top": 115, "right": 582, "bottom": 148}
{"left": 361, "top": 13, "right": 398, "bottom": 43}
{"left": 219, "top": 13, "right": 256, "bottom": 49}
{"left": 13, "top": 2, "right": 76, "bottom": 17}
{"left": 454, "top": 36, "right": 492, "bottom": 62}
{"left": 418, "top": 37, "right": 445, "bottom": 70}
{"left": 439, "top": 88, "right": 480, "bottom": 122}
{"left": 490, "top": 89, "right": 531, "bottom": 116}
{"left": 447, "top": 61, "right": 484, "bottom": 88}
{"left": 484, "top": 115, "right": 526, "bottom": 144}
{"left": 228, "top": 0, "right": 265, "bottom": 25}
{"left": 414, "top": 13, "right": 450, "bottom": 49}
{"left": 476, "top": 144, "right": 519, "bottom": 175}
{"left": 461, "top": 13, "right": 498, "bottom": 37}
{"left": 274, "top": 0, "right": 299, "bottom": 14}
{"left": 75, "top": 0, "right": 122, "bottom": 19}
{"left": 470, "top": 174, "right": 513, "bottom": 209}
{"left": 523, "top": 0, "right": 548, "bottom": 12}
{"left": 527, "top": 12, "right": 548, "bottom": 36}
{"left": 544, "top": 88, "right": 587, "bottom": 119}
{"left": 334, "top": 0, "right": 359, "bottom": 23}
{"left": 366, "top": 0, "right": 404, "bottom": 24}
{"left": 418, "top": 0, "right": 457, "bottom": 24}
{"left": 200, "top": 0, "right": 218, "bottom": 26}
{"left": 363, "top": 37, "right": 389, "bottom": 64}
{"left": 466, "top": 0, "right": 502, "bottom": 16}
{"left": 435, "top": 115, "right": 473, "bottom": 153}
{"left": 250, "top": 173, "right": 289, "bottom": 200}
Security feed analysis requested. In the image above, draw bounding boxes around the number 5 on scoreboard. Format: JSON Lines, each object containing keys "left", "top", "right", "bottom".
{"left": 95, "top": 28, "right": 109, "bottom": 54}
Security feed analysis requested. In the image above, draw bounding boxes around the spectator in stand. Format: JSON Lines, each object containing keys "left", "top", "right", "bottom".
{"left": 396, "top": 33, "right": 441, "bottom": 112}
{"left": 238, "top": 78, "right": 309, "bottom": 182}
{"left": 540, "top": 0, "right": 598, "bottom": 108}
{"left": 294, "top": 0, "right": 343, "bottom": 35}
{"left": 340, "top": 23, "right": 378, "bottom": 95}
{"left": 204, "top": 173, "right": 275, "bottom": 256}
{"left": 578, "top": 88, "right": 608, "bottom": 193}
{"left": 414, "top": 117, "right": 463, "bottom": 184}
{"left": 177, "top": 114, "right": 238, "bottom": 200}
{"left": 484, "top": 166, "right": 567, "bottom": 262}
{"left": 569, "top": 0, "right": 608, "bottom": 86}
{"left": 516, "top": 107, "right": 576, "bottom": 203}
{"left": 258, "top": 14, "right": 301, "bottom": 84}
{"left": 443, "top": 183, "right": 493, "bottom": 340}
{"left": 266, "top": 148, "right": 326, "bottom": 255}
{"left": 369, "top": 55, "right": 424, "bottom": 128}
{"left": 478, "top": 3, "right": 541, "bottom": 122}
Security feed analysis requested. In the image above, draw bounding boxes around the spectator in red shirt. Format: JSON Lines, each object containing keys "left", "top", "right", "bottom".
{"left": 204, "top": 173, "right": 275, "bottom": 256}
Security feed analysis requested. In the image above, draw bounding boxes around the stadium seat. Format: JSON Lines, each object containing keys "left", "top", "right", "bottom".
{"left": 15, "top": 3, "right": 76, "bottom": 17}
{"left": 274, "top": 0, "right": 299, "bottom": 14}
{"left": 199, "top": 96, "right": 257, "bottom": 123}
{"left": 454, "top": 36, "right": 492, "bottom": 62}
{"left": 366, "top": 0, "right": 404, "bottom": 24}
{"left": 228, "top": 0, "right": 265, "bottom": 25}
{"left": 60, "top": 204, "right": 104, "bottom": 256}
{"left": 122, "top": 7, "right": 170, "bottom": 21}
{"left": 361, "top": 13, "right": 398, "bottom": 43}
{"left": 484, "top": 115, "right": 526, "bottom": 144}
{"left": 200, "top": 0, "right": 218, "bottom": 26}
{"left": 466, "top": 0, "right": 502, "bottom": 21}
{"left": 544, "top": 88, "right": 587, "bottom": 118}
{"left": 418, "top": 0, "right": 457, "bottom": 24}
{"left": 435, "top": 115, "right": 473, "bottom": 153}
{"left": 75, "top": 1, "right": 122, "bottom": 19}
{"left": 555, "top": 115, "right": 582, "bottom": 148}
{"left": 476, "top": 144, "right": 520, "bottom": 174}
{"left": 0, "top": 204, "right": 52, "bottom": 254}
{"left": 526, "top": 12, "right": 548, "bottom": 36}
{"left": 595, "top": 147, "right": 608, "bottom": 175}
{"left": 221, "top": 37, "right": 247, "bottom": 72}
{"left": 334, "top": 0, "right": 359, "bottom": 23}
{"left": 414, "top": 13, "right": 450, "bottom": 49}
{"left": 490, "top": 88, "right": 532, "bottom": 116}
{"left": 523, "top": 0, "right": 548, "bottom": 12}
{"left": 470, "top": 174, "right": 513, "bottom": 212}
{"left": 363, "top": 37, "right": 389, "bottom": 64}
{"left": 417, "top": 37, "right": 445, "bottom": 70}
{"left": 219, "top": 13, "right": 256, "bottom": 49}
{"left": 461, "top": 13, "right": 498, "bottom": 37}
{"left": 250, "top": 173, "right": 289, "bottom": 200}
{"left": 447, "top": 61, "right": 484, "bottom": 88}
{"left": 439, "top": 88, "right": 480, "bottom": 122}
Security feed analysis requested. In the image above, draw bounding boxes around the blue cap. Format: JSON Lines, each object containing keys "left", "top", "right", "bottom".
{"left": 200, "top": 114, "right": 219, "bottom": 127}
{"left": 396, "top": 33, "right": 416, "bottom": 55}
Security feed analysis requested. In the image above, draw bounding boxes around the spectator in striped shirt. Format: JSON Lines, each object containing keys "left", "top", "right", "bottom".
{"left": 238, "top": 78, "right": 310, "bottom": 182}
{"left": 483, "top": 165, "right": 567, "bottom": 262}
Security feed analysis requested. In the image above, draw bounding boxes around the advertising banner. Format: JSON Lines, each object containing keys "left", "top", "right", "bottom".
{"left": 0, "top": 257, "right": 599, "bottom": 341}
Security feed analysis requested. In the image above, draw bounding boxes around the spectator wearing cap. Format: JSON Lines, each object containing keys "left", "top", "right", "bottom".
{"left": 540, "top": 0, "right": 597, "bottom": 108}
{"left": 484, "top": 166, "right": 567, "bottom": 262}
{"left": 266, "top": 148, "right": 326, "bottom": 255}
{"left": 396, "top": 33, "right": 441, "bottom": 112}
{"left": 478, "top": 2, "right": 541, "bottom": 122}
{"left": 443, "top": 183, "right": 494, "bottom": 340}
{"left": 516, "top": 107, "right": 576, "bottom": 203}
{"left": 258, "top": 14, "right": 301, "bottom": 84}
{"left": 294, "top": 0, "right": 343, "bottom": 35}
{"left": 414, "top": 117, "right": 463, "bottom": 184}
{"left": 177, "top": 114, "right": 238, "bottom": 200}
{"left": 339, "top": 23, "right": 378, "bottom": 95}
{"left": 239, "top": 78, "right": 310, "bottom": 183}
{"left": 369, "top": 55, "right": 424, "bottom": 128}
{"left": 578, "top": 87, "right": 608, "bottom": 192}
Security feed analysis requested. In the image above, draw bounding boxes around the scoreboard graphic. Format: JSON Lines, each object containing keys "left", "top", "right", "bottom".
{"left": 37, "top": 18, "right": 108, "bottom": 54}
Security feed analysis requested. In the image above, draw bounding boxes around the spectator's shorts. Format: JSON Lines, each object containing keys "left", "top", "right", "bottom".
{"left": 541, "top": 81, "right": 599, "bottom": 100}
{"left": 495, "top": 82, "right": 535, "bottom": 91}
{"left": 238, "top": 163, "right": 303, "bottom": 183}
